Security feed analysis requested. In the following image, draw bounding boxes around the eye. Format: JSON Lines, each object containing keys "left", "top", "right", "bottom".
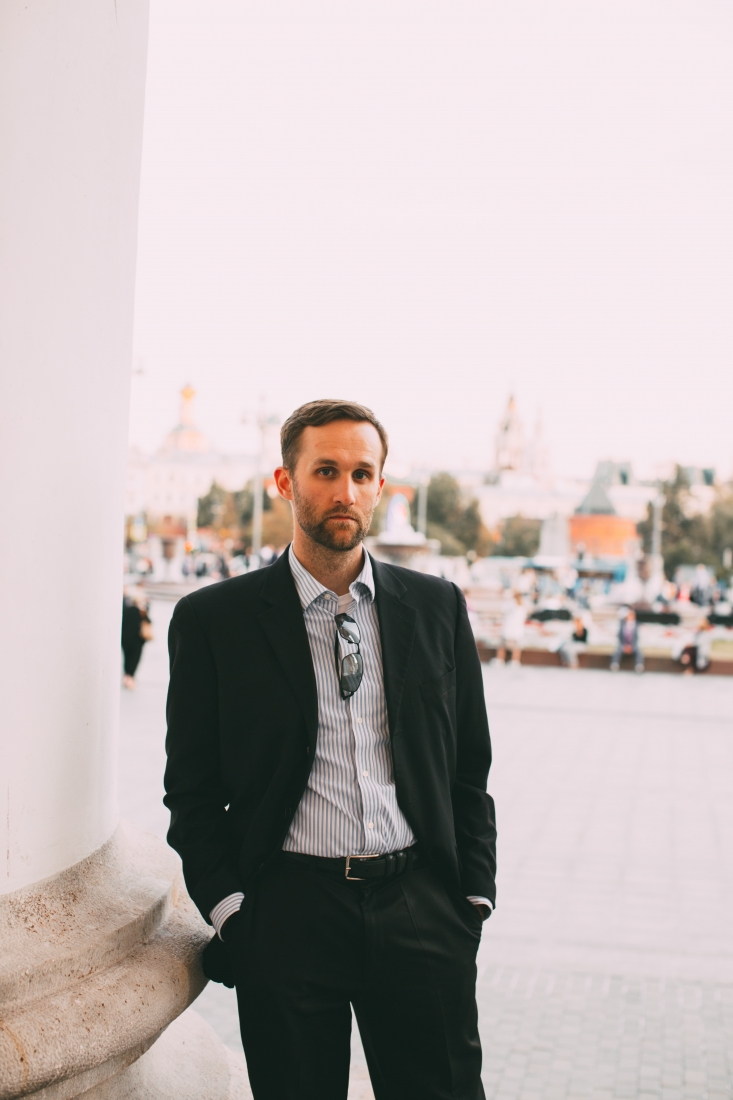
{"left": 316, "top": 466, "right": 336, "bottom": 477}
{"left": 353, "top": 470, "right": 371, "bottom": 481}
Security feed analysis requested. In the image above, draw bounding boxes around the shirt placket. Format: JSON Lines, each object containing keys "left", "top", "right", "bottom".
{"left": 341, "top": 596, "right": 378, "bottom": 853}
{"left": 323, "top": 592, "right": 365, "bottom": 849}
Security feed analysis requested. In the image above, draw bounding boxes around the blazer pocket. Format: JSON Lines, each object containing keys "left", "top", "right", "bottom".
{"left": 420, "top": 667, "right": 456, "bottom": 703}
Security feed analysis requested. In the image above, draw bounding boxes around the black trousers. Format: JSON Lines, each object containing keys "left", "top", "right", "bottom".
{"left": 121, "top": 638, "right": 144, "bottom": 677}
{"left": 228, "top": 854, "right": 486, "bottom": 1100}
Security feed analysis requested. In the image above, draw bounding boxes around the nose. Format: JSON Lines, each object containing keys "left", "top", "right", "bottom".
{"left": 333, "top": 475, "right": 356, "bottom": 506}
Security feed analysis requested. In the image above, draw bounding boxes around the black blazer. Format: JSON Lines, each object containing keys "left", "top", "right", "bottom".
{"left": 164, "top": 550, "right": 497, "bottom": 927}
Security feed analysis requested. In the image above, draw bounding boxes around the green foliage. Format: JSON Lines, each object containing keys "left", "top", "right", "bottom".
{"left": 233, "top": 486, "right": 254, "bottom": 525}
{"left": 426, "top": 473, "right": 462, "bottom": 529}
{"left": 490, "top": 515, "right": 541, "bottom": 558}
{"left": 452, "top": 499, "right": 483, "bottom": 551}
{"left": 639, "top": 467, "right": 733, "bottom": 580}
{"left": 426, "top": 522, "right": 468, "bottom": 557}
{"left": 409, "top": 473, "right": 491, "bottom": 556}
{"left": 197, "top": 482, "right": 229, "bottom": 529}
{"left": 197, "top": 480, "right": 270, "bottom": 534}
{"left": 708, "top": 491, "right": 733, "bottom": 577}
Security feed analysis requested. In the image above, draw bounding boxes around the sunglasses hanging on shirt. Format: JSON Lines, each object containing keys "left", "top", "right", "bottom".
{"left": 334, "top": 613, "right": 363, "bottom": 699}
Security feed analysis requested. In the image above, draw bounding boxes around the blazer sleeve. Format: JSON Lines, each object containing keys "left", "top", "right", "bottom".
{"left": 451, "top": 584, "right": 497, "bottom": 905}
{"left": 163, "top": 596, "right": 243, "bottom": 922}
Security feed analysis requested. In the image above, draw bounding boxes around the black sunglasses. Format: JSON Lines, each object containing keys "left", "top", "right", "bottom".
{"left": 334, "top": 613, "right": 363, "bottom": 699}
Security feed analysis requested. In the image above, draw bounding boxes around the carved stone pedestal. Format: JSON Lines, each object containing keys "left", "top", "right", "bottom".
{"left": 0, "top": 823, "right": 250, "bottom": 1100}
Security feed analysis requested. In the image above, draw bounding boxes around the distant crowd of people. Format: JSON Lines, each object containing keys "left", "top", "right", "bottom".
{"left": 122, "top": 552, "right": 728, "bottom": 686}
{"left": 491, "top": 571, "right": 727, "bottom": 676}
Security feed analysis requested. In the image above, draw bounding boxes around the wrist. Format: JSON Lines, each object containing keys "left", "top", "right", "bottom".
{"left": 210, "top": 892, "right": 244, "bottom": 939}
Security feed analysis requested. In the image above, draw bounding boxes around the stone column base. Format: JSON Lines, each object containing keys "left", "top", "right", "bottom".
{"left": 71, "top": 1009, "right": 250, "bottom": 1100}
{"left": 0, "top": 821, "right": 247, "bottom": 1099}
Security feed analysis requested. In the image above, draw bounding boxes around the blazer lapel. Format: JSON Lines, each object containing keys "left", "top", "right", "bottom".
{"left": 371, "top": 556, "right": 416, "bottom": 739}
{"left": 258, "top": 553, "right": 319, "bottom": 752}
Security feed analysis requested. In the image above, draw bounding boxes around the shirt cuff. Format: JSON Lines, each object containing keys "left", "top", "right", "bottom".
{"left": 466, "top": 895, "right": 493, "bottom": 912}
{"left": 210, "top": 892, "right": 244, "bottom": 939}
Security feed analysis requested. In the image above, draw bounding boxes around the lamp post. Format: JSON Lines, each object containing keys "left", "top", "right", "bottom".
{"left": 246, "top": 400, "right": 279, "bottom": 562}
{"left": 646, "top": 488, "right": 666, "bottom": 601}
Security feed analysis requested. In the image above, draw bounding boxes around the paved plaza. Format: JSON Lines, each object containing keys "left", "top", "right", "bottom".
{"left": 119, "top": 599, "right": 733, "bottom": 1099}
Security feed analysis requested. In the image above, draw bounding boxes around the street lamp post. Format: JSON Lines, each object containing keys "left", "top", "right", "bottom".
{"left": 252, "top": 439, "right": 264, "bottom": 557}
{"left": 246, "top": 400, "right": 279, "bottom": 563}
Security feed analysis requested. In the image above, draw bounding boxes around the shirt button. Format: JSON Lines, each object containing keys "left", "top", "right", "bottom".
{"left": 355, "top": 716, "right": 363, "bottom": 724}
{"left": 367, "top": 822, "right": 374, "bottom": 829}
{"left": 362, "top": 770, "right": 369, "bottom": 777}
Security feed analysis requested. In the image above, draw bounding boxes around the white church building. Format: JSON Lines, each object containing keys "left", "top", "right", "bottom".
{"left": 125, "top": 386, "right": 255, "bottom": 533}
{"left": 476, "top": 396, "right": 656, "bottom": 531}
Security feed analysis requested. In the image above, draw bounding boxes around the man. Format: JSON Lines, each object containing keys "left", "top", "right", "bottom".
{"left": 558, "top": 614, "right": 589, "bottom": 670}
{"left": 164, "top": 399, "right": 497, "bottom": 1100}
{"left": 610, "top": 607, "right": 644, "bottom": 672}
{"left": 497, "top": 590, "right": 525, "bottom": 666}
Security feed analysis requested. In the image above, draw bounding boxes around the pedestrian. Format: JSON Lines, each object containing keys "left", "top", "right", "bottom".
{"left": 121, "top": 587, "right": 152, "bottom": 689}
{"left": 497, "top": 590, "right": 525, "bottom": 666}
{"left": 558, "top": 614, "right": 589, "bottom": 669}
{"left": 676, "top": 618, "right": 714, "bottom": 674}
{"left": 610, "top": 607, "right": 644, "bottom": 673}
{"left": 164, "top": 399, "right": 496, "bottom": 1100}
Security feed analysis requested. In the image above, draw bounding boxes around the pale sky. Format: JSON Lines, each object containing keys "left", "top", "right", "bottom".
{"left": 130, "top": 2, "right": 733, "bottom": 481}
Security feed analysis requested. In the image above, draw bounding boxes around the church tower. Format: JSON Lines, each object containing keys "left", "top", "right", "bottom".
{"left": 495, "top": 395, "right": 525, "bottom": 472}
{"left": 160, "top": 385, "right": 209, "bottom": 453}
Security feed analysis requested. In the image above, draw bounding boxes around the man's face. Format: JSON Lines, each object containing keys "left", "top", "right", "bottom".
{"left": 275, "top": 420, "right": 385, "bottom": 552}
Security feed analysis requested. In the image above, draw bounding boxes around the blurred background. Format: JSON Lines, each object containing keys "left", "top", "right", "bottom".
{"left": 119, "top": 4, "right": 733, "bottom": 1098}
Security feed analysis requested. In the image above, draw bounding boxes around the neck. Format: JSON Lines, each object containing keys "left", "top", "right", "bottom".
{"left": 291, "top": 529, "right": 365, "bottom": 595}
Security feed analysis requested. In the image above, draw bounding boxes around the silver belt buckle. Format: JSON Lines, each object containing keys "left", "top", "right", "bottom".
{"left": 345, "top": 853, "right": 380, "bottom": 881}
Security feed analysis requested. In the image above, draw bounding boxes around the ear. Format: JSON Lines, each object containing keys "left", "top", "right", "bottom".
{"left": 274, "top": 466, "right": 294, "bottom": 502}
{"left": 374, "top": 475, "right": 385, "bottom": 505}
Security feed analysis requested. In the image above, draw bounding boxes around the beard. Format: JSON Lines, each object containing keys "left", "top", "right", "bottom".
{"left": 291, "top": 483, "right": 373, "bottom": 553}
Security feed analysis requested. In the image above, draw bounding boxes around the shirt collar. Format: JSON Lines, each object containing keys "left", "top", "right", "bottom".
{"left": 288, "top": 544, "right": 375, "bottom": 612}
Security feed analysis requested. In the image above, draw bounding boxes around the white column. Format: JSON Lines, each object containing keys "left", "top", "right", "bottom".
{"left": 0, "top": 0, "right": 148, "bottom": 893}
{"left": 0, "top": 6, "right": 250, "bottom": 1097}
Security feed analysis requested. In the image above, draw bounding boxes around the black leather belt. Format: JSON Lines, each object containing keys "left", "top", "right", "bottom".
{"left": 281, "top": 845, "right": 420, "bottom": 881}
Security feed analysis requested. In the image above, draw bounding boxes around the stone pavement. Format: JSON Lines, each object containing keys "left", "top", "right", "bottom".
{"left": 119, "top": 599, "right": 733, "bottom": 1099}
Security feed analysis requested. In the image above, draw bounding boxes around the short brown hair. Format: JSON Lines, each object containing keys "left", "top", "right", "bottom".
{"left": 280, "top": 399, "right": 389, "bottom": 472}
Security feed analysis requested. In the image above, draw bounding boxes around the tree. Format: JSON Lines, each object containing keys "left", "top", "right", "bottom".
{"left": 638, "top": 467, "right": 716, "bottom": 580}
{"left": 197, "top": 482, "right": 229, "bottom": 529}
{"left": 425, "top": 522, "right": 467, "bottom": 557}
{"left": 452, "top": 499, "right": 482, "bottom": 551}
{"left": 426, "top": 473, "right": 462, "bottom": 530}
{"left": 233, "top": 486, "right": 254, "bottom": 525}
{"left": 707, "top": 489, "right": 733, "bottom": 582}
{"left": 413, "top": 473, "right": 492, "bottom": 556}
{"left": 261, "top": 496, "right": 294, "bottom": 548}
{"left": 490, "top": 515, "right": 541, "bottom": 558}
{"left": 197, "top": 480, "right": 272, "bottom": 538}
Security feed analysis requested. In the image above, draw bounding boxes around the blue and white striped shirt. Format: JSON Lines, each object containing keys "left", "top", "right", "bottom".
{"left": 209, "top": 547, "right": 489, "bottom": 935}
{"left": 282, "top": 546, "right": 416, "bottom": 856}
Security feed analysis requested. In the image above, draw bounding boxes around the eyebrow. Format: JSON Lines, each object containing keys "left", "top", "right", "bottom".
{"left": 312, "top": 457, "right": 377, "bottom": 471}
